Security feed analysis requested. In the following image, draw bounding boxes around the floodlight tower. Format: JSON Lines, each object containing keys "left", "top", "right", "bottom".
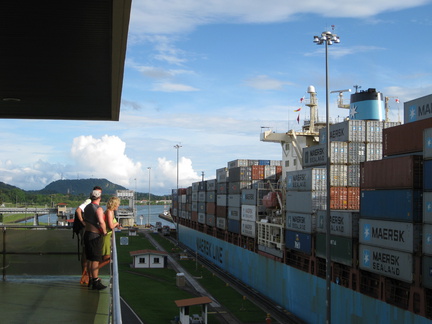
{"left": 313, "top": 30, "right": 340, "bottom": 324}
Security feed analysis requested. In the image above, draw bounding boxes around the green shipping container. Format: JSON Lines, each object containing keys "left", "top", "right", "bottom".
{"left": 316, "top": 233, "right": 353, "bottom": 266}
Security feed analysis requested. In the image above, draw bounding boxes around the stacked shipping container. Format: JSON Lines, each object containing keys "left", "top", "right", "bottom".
{"left": 172, "top": 159, "right": 282, "bottom": 239}
{"left": 423, "top": 128, "right": 432, "bottom": 289}
{"left": 359, "top": 120, "right": 428, "bottom": 285}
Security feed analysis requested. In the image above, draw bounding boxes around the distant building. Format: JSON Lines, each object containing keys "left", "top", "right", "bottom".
{"left": 130, "top": 250, "right": 168, "bottom": 269}
{"left": 128, "top": 228, "right": 138, "bottom": 236}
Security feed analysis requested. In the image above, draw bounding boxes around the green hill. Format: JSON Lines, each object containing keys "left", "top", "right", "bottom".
{"left": 34, "top": 178, "right": 127, "bottom": 195}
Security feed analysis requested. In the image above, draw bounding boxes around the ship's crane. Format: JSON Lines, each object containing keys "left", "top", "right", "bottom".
{"left": 330, "top": 89, "right": 351, "bottom": 109}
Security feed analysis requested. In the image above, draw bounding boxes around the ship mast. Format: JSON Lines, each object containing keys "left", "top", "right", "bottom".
{"left": 304, "top": 85, "right": 318, "bottom": 133}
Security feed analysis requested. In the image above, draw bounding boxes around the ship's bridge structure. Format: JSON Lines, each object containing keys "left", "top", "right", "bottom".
{"left": 260, "top": 86, "right": 327, "bottom": 183}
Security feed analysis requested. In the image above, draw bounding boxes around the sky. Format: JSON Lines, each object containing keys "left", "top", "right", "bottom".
{"left": 1, "top": 0, "right": 432, "bottom": 195}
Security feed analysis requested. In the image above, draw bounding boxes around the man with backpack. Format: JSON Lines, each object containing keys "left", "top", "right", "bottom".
{"left": 74, "top": 198, "right": 91, "bottom": 284}
{"left": 83, "top": 186, "right": 107, "bottom": 290}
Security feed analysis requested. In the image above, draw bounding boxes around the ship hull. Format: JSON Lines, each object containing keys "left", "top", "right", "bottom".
{"left": 179, "top": 225, "right": 429, "bottom": 324}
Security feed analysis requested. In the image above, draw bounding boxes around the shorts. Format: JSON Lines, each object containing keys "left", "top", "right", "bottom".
{"left": 84, "top": 231, "right": 103, "bottom": 262}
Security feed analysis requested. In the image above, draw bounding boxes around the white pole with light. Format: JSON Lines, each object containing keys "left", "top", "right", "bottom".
{"left": 174, "top": 144, "right": 182, "bottom": 243}
{"left": 313, "top": 30, "right": 340, "bottom": 324}
{"left": 147, "top": 167, "right": 151, "bottom": 227}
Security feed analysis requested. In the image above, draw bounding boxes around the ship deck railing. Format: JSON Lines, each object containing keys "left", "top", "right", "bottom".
{"left": 0, "top": 225, "right": 121, "bottom": 324}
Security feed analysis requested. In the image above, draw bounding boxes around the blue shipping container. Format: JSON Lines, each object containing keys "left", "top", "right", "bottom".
{"left": 360, "top": 189, "right": 422, "bottom": 222}
{"left": 258, "top": 160, "right": 271, "bottom": 165}
{"left": 227, "top": 219, "right": 240, "bottom": 234}
{"left": 424, "top": 160, "right": 432, "bottom": 191}
{"left": 285, "top": 230, "right": 312, "bottom": 254}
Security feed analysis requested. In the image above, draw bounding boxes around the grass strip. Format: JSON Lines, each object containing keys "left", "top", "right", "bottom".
{"left": 116, "top": 232, "right": 220, "bottom": 323}
{"left": 151, "top": 233, "right": 268, "bottom": 323}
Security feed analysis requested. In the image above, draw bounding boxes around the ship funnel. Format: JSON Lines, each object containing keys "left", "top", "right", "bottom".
{"left": 349, "top": 88, "right": 384, "bottom": 121}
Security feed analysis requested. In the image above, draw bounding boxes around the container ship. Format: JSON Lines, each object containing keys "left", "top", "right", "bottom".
{"left": 170, "top": 87, "right": 432, "bottom": 323}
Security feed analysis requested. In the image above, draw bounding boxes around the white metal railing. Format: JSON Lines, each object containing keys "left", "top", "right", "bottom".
{"left": 110, "top": 229, "right": 122, "bottom": 324}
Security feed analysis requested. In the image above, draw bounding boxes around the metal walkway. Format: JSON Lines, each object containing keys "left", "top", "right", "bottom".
{"left": 0, "top": 276, "right": 110, "bottom": 324}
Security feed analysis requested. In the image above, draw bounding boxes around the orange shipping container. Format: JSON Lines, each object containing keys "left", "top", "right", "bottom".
{"left": 347, "top": 187, "right": 360, "bottom": 210}
{"left": 330, "top": 186, "right": 348, "bottom": 210}
{"left": 251, "top": 165, "right": 265, "bottom": 180}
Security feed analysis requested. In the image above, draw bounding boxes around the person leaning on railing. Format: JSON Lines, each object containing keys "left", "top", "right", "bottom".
{"left": 83, "top": 186, "right": 108, "bottom": 290}
{"left": 98, "top": 196, "right": 121, "bottom": 270}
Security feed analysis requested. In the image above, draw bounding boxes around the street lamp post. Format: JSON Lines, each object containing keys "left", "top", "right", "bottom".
{"left": 313, "top": 30, "right": 340, "bottom": 324}
{"left": 147, "top": 167, "right": 151, "bottom": 227}
{"left": 174, "top": 144, "right": 182, "bottom": 243}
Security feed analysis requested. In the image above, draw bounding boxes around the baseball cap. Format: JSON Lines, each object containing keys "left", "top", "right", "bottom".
{"left": 90, "top": 190, "right": 102, "bottom": 199}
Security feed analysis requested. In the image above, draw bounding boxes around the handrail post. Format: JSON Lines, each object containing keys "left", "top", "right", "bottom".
{"left": 111, "top": 229, "right": 122, "bottom": 324}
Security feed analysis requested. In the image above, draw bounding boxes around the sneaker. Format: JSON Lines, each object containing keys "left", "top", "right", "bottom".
{"left": 92, "top": 278, "right": 107, "bottom": 290}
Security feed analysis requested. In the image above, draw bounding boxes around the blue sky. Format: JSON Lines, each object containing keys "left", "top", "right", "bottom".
{"left": 1, "top": 0, "right": 432, "bottom": 195}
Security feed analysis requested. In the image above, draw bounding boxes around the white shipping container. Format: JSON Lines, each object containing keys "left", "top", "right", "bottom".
{"left": 241, "top": 205, "right": 257, "bottom": 222}
{"left": 359, "top": 244, "right": 412, "bottom": 283}
{"left": 348, "top": 165, "right": 360, "bottom": 187}
{"left": 270, "top": 160, "right": 282, "bottom": 166}
{"left": 347, "top": 142, "right": 365, "bottom": 164}
{"left": 365, "top": 120, "right": 383, "bottom": 143}
{"left": 241, "top": 220, "right": 256, "bottom": 238}
{"left": 319, "top": 120, "right": 366, "bottom": 143}
{"left": 359, "top": 218, "right": 420, "bottom": 253}
{"left": 248, "top": 159, "right": 259, "bottom": 166}
{"left": 286, "top": 212, "right": 316, "bottom": 234}
{"left": 330, "top": 164, "right": 347, "bottom": 187}
{"left": 216, "top": 167, "right": 229, "bottom": 183}
{"left": 191, "top": 192, "right": 198, "bottom": 202}
{"left": 264, "top": 165, "right": 277, "bottom": 180}
{"left": 181, "top": 195, "right": 187, "bottom": 204}
{"left": 286, "top": 168, "right": 326, "bottom": 191}
{"left": 286, "top": 190, "right": 326, "bottom": 213}
{"left": 227, "top": 159, "right": 249, "bottom": 169}
{"left": 366, "top": 142, "right": 382, "bottom": 161}
{"left": 316, "top": 210, "right": 359, "bottom": 238}
{"left": 216, "top": 217, "right": 227, "bottom": 230}
{"left": 227, "top": 207, "right": 241, "bottom": 220}
{"left": 303, "top": 142, "right": 348, "bottom": 168}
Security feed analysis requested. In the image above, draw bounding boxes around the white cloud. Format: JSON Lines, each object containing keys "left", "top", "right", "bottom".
{"left": 151, "top": 82, "right": 199, "bottom": 92}
{"left": 244, "top": 75, "right": 292, "bottom": 90}
{"left": 70, "top": 135, "right": 142, "bottom": 187}
{"left": 129, "top": 0, "right": 429, "bottom": 35}
{"left": 157, "top": 156, "right": 201, "bottom": 189}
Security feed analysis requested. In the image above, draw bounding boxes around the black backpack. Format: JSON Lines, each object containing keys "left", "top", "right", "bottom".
{"left": 72, "top": 209, "right": 85, "bottom": 238}
{"left": 72, "top": 209, "right": 85, "bottom": 260}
